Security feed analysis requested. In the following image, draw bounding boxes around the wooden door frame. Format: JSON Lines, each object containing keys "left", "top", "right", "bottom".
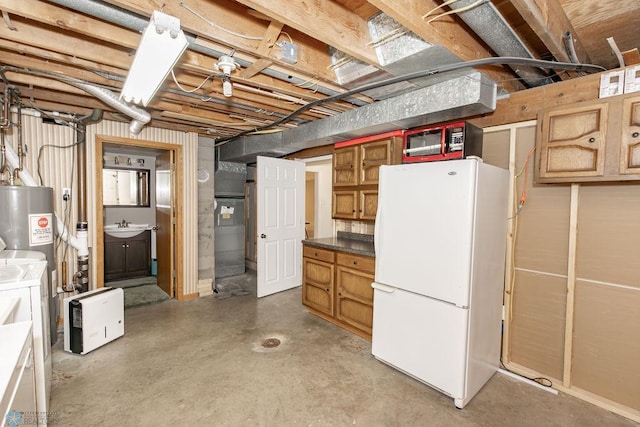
{"left": 94, "top": 135, "right": 185, "bottom": 300}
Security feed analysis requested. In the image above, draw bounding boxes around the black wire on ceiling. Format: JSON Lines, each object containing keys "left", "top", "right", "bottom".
{"left": 213, "top": 56, "right": 606, "bottom": 147}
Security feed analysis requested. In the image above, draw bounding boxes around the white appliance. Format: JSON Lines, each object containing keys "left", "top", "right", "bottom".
{"left": 0, "top": 260, "right": 51, "bottom": 424}
{"left": 0, "top": 321, "right": 37, "bottom": 426}
{"left": 63, "top": 287, "right": 124, "bottom": 355}
{"left": 371, "top": 158, "right": 509, "bottom": 409}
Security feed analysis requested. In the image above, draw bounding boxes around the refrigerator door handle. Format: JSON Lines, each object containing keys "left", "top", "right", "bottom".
{"left": 371, "top": 282, "right": 395, "bottom": 293}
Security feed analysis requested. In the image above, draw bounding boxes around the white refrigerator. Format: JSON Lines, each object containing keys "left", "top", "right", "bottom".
{"left": 371, "top": 158, "right": 508, "bottom": 409}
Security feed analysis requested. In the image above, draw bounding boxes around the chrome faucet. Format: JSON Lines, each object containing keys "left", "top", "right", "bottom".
{"left": 118, "top": 219, "right": 129, "bottom": 228}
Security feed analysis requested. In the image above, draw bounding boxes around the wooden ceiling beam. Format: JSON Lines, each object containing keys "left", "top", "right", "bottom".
{"left": 0, "top": 0, "right": 139, "bottom": 49}
{"left": 231, "top": 0, "right": 379, "bottom": 65}
{"left": 239, "top": 20, "right": 283, "bottom": 79}
{"left": 1, "top": 5, "right": 354, "bottom": 109}
{"left": 506, "top": 0, "right": 591, "bottom": 64}
{"left": 100, "top": 0, "right": 338, "bottom": 82}
{"left": 366, "top": 0, "right": 524, "bottom": 93}
{"left": 0, "top": 21, "right": 333, "bottom": 119}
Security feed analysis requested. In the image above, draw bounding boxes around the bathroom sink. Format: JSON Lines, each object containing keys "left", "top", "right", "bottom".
{"left": 104, "top": 224, "right": 149, "bottom": 239}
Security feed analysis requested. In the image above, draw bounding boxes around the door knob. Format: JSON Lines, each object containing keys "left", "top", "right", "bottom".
{"left": 260, "top": 233, "right": 267, "bottom": 239}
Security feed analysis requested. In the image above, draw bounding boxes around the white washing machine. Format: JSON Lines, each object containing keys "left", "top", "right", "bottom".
{"left": 0, "top": 258, "right": 51, "bottom": 425}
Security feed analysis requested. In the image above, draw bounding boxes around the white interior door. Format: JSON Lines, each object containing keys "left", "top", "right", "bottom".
{"left": 257, "top": 156, "right": 305, "bottom": 297}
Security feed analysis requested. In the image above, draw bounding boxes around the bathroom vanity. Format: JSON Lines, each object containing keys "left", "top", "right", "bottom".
{"left": 104, "top": 229, "right": 151, "bottom": 281}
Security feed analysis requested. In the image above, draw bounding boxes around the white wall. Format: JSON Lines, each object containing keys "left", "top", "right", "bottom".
{"left": 305, "top": 158, "right": 334, "bottom": 238}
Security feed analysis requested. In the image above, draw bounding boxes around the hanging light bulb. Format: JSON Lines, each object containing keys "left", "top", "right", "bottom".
{"left": 214, "top": 55, "right": 238, "bottom": 98}
{"left": 222, "top": 75, "right": 233, "bottom": 97}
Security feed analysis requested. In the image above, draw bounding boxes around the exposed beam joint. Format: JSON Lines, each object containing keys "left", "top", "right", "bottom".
{"left": 507, "top": 0, "right": 591, "bottom": 65}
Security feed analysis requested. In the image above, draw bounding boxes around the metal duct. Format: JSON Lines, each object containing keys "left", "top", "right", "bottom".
{"left": 451, "top": 0, "right": 553, "bottom": 87}
{"left": 47, "top": 0, "right": 368, "bottom": 107}
{"left": 330, "top": 13, "right": 477, "bottom": 101}
{"left": 67, "top": 81, "right": 149, "bottom": 134}
{"left": 219, "top": 71, "right": 496, "bottom": 163}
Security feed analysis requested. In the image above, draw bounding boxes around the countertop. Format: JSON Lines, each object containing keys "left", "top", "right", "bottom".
{"left": 302, "top": 232, "right": 375, "bottom": 257}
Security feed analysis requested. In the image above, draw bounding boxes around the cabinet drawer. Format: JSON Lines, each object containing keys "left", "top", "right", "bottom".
{"left": 303, "top": 246, "right": 335, "bottom": 263}
{"left": 336, "top": 252, "right": 374, "bottom": 273}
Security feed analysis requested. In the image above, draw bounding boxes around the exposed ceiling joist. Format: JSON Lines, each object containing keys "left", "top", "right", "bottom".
{"left": 507, "top": 0, "right": 591, "bottom": 64}
{"left": 233, "top": 0, "right": 380, "bottom": 65}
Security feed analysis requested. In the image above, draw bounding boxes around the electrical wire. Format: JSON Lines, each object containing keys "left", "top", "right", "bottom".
{"left": 37, "top": 141, "right": 83, "bottom": 186}
{"left": 425, "top": 0, "right": 487, "bottom": 25}
{"left": 170, "top": 69, "right": 216, "bottom": 93}
{"left": 214, "top": 56, "right": 606, "bottom": 146}
{"left": 516, "top": 146, "right": 535, "bottom": 210}
{"left": 179, "top": 1, "right": 263, "bottom": 41}
{"left": 506, "top": 146, "right": 535, "bottom": 324}
{"left": 500, "top": 358, "right": 553, "bottom": 388}
{"left": 280, "top": 31, "right": 293, "bottom": 43}
{"left": 422, "top": 0, "right": 461, "bottom": 19}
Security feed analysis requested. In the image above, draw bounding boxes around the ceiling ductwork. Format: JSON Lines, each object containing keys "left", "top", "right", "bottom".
{"left": 330, "top": 9, "right": 555, "bottom": 98}
{"left": 330, "top": 13, "right": 473, "bottom": 101}
{"left": 218, "top": 71, "right": 496, "bottom": 163}
{"left": 451, "top": 0, "right": 554, "bottom": 87}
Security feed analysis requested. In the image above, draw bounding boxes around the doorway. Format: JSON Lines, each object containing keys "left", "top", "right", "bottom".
{"left": 94, "top": 135, "right": 184, "bottom": 300}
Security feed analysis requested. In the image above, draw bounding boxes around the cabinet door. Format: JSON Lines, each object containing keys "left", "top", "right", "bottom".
{"left": 302, "top": 257, "right": 335, "bottom": 316}
{"left": 336, "top": 265, "right": 374, "bottom": 335}
{"left": 359, "top": 190, "right": 378, "bottom": 220}
{"left": 126, "top": 236, "right": 150, "bottom": 276}
{"left": 104, "top": 239, "right": 127, "bottom": 279}
{"left": 333, "top": 146, "right": 358, "bottom": 186}
{"left": 619, "top": 95, "right": 640, "bottom": 174}
{"left": 360, "top": 139, "right": 392, "bottom": 185}
{"left": 538, "top": 102, "right": 608, "bottom": 179}
{"left": 333, "top": 190, "right": 358, "bottom": 219}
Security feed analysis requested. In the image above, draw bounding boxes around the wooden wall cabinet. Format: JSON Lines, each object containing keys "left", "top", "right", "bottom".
{"left": 332, "top": 136, "right": 402, "bottom": 220}
{"left": 302, "top": 244, "right": 375, "bottom": 339}
{"left": 104, "top": 230, "right": 151, "bottom": 281}
{"left": 536, "top": 93, "right": 640, "bottom": 183}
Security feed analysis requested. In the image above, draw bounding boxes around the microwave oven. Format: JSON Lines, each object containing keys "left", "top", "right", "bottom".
{"left": 402, "top": 121, "right": 482, "bottom": 163}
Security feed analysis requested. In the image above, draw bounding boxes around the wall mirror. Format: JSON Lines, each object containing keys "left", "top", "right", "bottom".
{"left": 103, "top": 168, "right": 150, "bottom": 207}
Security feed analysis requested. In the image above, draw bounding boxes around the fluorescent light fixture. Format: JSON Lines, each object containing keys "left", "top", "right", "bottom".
{"left": 120, "top": 11, "right": 188, "bottom": 106}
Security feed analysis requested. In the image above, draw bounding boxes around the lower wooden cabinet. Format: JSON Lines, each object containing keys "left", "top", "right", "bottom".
{"left": 302, "top": 244, "right": 374, "bottom": 339}
{"left": 302, "top": 258, "right": 334, "bottom": 316}
{"left": 104, "top": 230, "right": 151, "bottom": 282}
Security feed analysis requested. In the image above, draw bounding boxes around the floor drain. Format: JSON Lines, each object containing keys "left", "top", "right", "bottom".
{"left": 262, "top": 338, "right": 281, "bottom": 348}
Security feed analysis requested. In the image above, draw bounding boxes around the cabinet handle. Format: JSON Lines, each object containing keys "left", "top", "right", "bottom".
{"left": 127, "top": 245, "right": 130, "bottom": 248}
{"left": 314, "top": 252, "right": 318, "bottom": 256}
{"left": 588, "top": 137, "right": 596, "bottom": 143}
{"left": 353, "top": 260, "right": 358, "bottom": 265}
{"left": 633, "top": 132, "right": 639, "bottom": 138}
{"left": 326, "top": 288, "right": 329, "bottom": 292}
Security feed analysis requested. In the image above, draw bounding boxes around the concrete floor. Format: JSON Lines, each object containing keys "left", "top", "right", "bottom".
{"left": 50, "top": 272, "right": 637, "bottom": 426}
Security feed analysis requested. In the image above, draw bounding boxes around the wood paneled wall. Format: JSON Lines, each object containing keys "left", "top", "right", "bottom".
{"left": 483, "top": 119, "right": 640, "bottom": 422}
